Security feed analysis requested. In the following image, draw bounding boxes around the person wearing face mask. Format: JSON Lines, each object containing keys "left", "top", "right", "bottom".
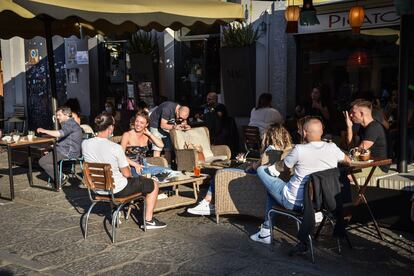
{"left": 104, "top": 101, "right": 121, "bottom": 132}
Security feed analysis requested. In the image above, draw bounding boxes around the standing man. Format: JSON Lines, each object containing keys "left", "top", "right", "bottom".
{"left": 149, "top": 101, "right": 190, "bottom": 163}
{"left": 37, "top": 106, "right": 83, "bottom": 183}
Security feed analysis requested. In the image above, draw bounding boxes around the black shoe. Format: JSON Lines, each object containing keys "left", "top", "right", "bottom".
{"left": 289, "top": 242, "right": 308, "bottom": 256}
{"left": 142, "top": 217, "right": 167, "bottom": 229}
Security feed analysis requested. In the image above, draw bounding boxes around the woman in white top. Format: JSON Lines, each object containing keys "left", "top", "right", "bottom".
{"left": 249, "top": 93, "right": 284, "bottom": 136}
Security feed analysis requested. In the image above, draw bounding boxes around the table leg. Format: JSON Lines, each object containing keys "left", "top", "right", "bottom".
{"left": 360, "top": 194, "right": 384, "bottom": 240}
{"left": 351, "top": 166, "right": 384, "bottom": 240}
{"left": 27, "top": 146, "right": 33, "bottom": 187}
{"left": 7, "top": 146, "right": 14, "bottom": 200}
{"left": 52, "top": 141, "right": 58, "bottom": 191}
{"left": 193, "top": 182, "right": 198, "bottom": 201}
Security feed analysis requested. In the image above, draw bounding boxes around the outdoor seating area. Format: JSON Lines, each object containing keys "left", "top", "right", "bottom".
{"left": 0, "top": 150, "right": 413, "bottom": 275}
{"left": 0, "top": 0, "right": 414, "bottom": 275}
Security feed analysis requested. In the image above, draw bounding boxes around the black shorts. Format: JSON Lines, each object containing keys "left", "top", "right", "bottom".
{"left": 114, "top": 176, "right": 154, "bottom": 198}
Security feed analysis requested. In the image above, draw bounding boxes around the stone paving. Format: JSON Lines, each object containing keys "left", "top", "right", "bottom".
{"left": 0, "top": 152, "right": 413, "bottom": 276}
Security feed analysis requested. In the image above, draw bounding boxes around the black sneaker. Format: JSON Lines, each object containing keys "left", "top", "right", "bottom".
{"left": 143, "top": 217, "right": 167, "bottom": 230}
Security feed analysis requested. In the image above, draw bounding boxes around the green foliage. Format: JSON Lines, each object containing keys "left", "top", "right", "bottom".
{"left": 222, "top": 23, "right": 259, "bottom": 48}
{"left": 128, "top": 31, "right": 158, "bottom": 57}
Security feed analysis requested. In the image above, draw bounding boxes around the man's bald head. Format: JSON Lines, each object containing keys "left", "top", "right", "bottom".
{"left": 206, "top": 92, "right": 218, "bottom": 106}
{"left": 178, "top": 106, "right": 190, "bottom": 120}
{"left": 303, "top": 118, "right": 323, "bottom": 142}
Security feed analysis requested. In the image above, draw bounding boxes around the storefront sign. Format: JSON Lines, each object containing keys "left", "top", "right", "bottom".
{"left": 298, "top": 6, "right": 400, "bottom": 34}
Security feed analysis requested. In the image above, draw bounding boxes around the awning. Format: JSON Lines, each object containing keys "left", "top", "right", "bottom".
{"left": 0, "top": 0, "right": 244, "bottom": 38}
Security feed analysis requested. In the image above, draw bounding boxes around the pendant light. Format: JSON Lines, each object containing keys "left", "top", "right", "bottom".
{"left": 285, "top": 0, "right": 300, "bottom": 33}
{"left": 348, "top": 2, "right": 365, "bottom": 34}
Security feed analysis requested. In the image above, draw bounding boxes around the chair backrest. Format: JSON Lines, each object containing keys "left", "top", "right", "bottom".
{"left": 242, "top": 126, "right": 261, "bottom": 151}
{"left": 80, "top": 124, "right": 94, "bottom": 135}
{"left": 83, "top": 162, "right": 114, "bottom": 191}
{"left": 170, "top": 126, "right": 214, "bottom": 159}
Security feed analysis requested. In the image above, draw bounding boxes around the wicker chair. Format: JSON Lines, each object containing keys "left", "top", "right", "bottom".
{"left": 215, "top": 149, "right": 290, "bottom": 223}
{"left": 170, "top": 127, "right": 231, "bottom": 171}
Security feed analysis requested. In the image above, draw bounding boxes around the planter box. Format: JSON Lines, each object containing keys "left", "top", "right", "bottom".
{"left": 220, "top": 46, "right": 256, "bottom": 117}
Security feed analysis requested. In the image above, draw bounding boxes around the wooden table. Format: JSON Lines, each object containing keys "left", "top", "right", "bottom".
{"left": 348, "top": 157, "right": 392, "bottom": 240}
{"left": 0, "top": 137, "right": 57, "bottom": 200}
{"left": 154, "top": 173, "right": 208, "bottom": 212}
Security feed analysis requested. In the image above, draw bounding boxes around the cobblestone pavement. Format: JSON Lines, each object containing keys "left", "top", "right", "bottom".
{"left": 0, "top": 152, "right": 413, "bottom": 276}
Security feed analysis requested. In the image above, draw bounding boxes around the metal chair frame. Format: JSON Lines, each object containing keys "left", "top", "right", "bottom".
{"left": 48, "top": 157, "right": 84, "bottom": 189}
{"left": 267, "top": 180, "right": 346, "bottom": 264}
{"left": 82, "top": 162, "right": 146, "bottom": 243}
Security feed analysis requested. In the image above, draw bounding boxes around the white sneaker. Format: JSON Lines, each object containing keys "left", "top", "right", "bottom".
{"left": 187, "top": 199, "right": 215, "bottom": 215}
{"left": 315, "top": 211, "right": 324, "bottom": 223}
{"left": 250, "top": 226, "right": 271, "bottom": 245}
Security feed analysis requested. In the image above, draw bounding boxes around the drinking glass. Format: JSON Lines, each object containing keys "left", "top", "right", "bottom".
{"left": 193, "top": 166, "right": 201, "bottom": 177}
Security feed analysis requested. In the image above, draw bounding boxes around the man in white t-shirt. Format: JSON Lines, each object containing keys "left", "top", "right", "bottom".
{"left": 82, "top": 113, "right": 166, "bottom": 229}
{"left": 250, "top": 118, "right": 350, "bottom": 244}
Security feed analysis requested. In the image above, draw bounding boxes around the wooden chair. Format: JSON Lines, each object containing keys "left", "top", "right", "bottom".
{"left": 82, "top": 162, "right": 146, "bottom": 243}
{"left": 242, "top": 126, "right": 261, "bottom": 158}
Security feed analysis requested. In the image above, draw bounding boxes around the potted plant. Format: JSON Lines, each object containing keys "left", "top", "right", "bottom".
{"left": 128, "top": 31, "right": 159, "bottom": 99}
{"left": 220, "top": 23, "right": 259, "bottom": 117}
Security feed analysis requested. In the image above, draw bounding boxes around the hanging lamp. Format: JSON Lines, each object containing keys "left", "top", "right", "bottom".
{"left": 285, "top": 0, "right": 300, "bottom": 33}
{"left": 348, "top": 4, "right": 365, "bottom": 34}
{"left": 300, "top": 0, "right": 320, "bottom": 26}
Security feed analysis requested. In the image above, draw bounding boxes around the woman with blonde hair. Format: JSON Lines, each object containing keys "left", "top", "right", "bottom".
{"left": 121, "top": 110, "right": 171, "bottom": 177}
{"left": 187, "top": 123, "right": 293, "bottom": 216}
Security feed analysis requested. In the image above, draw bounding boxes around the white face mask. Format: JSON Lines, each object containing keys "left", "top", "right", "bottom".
{"left": 105, "top": 107, "right": 112, "bottom": 113}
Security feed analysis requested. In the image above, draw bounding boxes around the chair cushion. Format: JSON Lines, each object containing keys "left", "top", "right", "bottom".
{"left": 173, "top": 127, "right": 214, "bottom": 159}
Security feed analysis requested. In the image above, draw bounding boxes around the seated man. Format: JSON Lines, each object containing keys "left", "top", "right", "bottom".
{"left": 149, "top": 101, "right": 191, "bottom": 163}
{"left": 82, "top": 113, "right": 166, "bottom": 229}
{"left": 344, "top": 99, "right": 389, "bottom": 177}
{"left": 37, "top": 106, "right": 83, "bottom": 183}
{"left": 344, "top": 99, "right": 388, "bottom": 159}
{"left": 250, "top": 118, "right": 350, "bottom": 245}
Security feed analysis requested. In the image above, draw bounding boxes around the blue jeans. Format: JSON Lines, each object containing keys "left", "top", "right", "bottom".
{"left": 257, "top": 165, "right": 299, "bottom": 228}
{"left": 131, "top": 159, "right": 172, "bottom": 177}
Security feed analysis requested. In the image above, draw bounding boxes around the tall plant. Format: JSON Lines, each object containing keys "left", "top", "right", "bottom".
{"left": 222, "top": 23, "right": 260, "bottom": 48}
{"left": 128, "top": 31, "right": 158, "bottom": 58}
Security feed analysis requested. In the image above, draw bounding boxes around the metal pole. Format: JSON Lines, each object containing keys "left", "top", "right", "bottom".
{"left": 43, "top": 17, "right": 59, "bottom": 130}
{"left": 397, "top": 14, "right": 409, "bottom": 173}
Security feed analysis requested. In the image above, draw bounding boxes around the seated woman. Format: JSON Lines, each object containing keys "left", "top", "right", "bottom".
{"left": 121, "top": 110, "right": 172, "bottom": 177}
{"left": 187, "top": 123, "right": 293, "bottom": 216}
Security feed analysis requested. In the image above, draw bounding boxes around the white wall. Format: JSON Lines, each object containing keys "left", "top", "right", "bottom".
{"left": 1, "top": 38, "right": 27, "bottom": 121}
{"left": 159, "top": 28, "right": 175, "bottom": 101}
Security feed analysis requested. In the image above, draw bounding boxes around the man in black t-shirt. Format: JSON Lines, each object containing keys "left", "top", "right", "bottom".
{"left": 149, "top": 101, "right": 190, "bottom": 162}
{"left": 344, "top": 99, "right": 388, "bottom": 158}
